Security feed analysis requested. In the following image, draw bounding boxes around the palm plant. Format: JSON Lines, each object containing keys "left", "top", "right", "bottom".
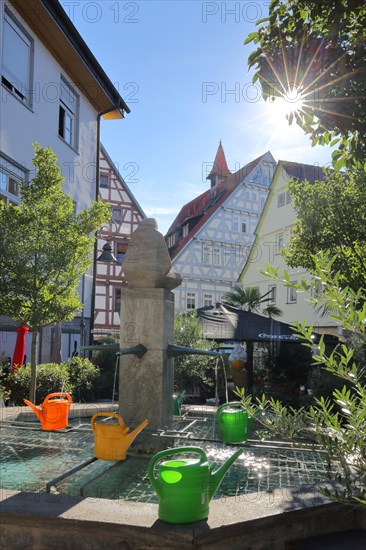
{"left": 223, "top": 286, "right": 283, "bottom": 318}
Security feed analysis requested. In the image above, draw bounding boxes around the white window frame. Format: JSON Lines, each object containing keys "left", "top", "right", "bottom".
{"left": 59, "top": 76, "right": 79, "bottom": 150}
{"left": 276, "top": 233, "right": 284, "bottom": 254}
{"left": 186, "top": 292, "right": 196, "bottom": 310}
{"left": 100, "top": 173, "right": 109, "bottom": 188}
{"left": 287, "top": 283, "right": 297, "bottom": 304}
{"left": 241, "top": 221, "right": 247, "bottom": 233}
{"left": 213, "top": 245, "right": 221, "bottom": 266}
{"left": 182, "top": 224, "right": 189, "bottom": 238}
{"left": 0, "top": 154, "right": 27, "bottom": 205}
{"left": 112, "top": 207, "right": 123, "bottom": 222}
{"left": 167, "top": 234, "right": 176, "bottom": 248}
{"left": 277, "top": 192, "right": 286, "bottom": 207}
{"left": 233, "top": 215, "right": 239, "bottom": 232}
{"left": 203, "top": 244, "right": 211, "bottom": 265}
{"left": 1, "top": 8, "right": 34, "bottom": 107}
{"left": 268, "top": 284, "right": 276, "bottom": 304}
{"left": 114, "top": 287, "right": 122, "bottom": 312}
{"left": 203, "top": 293, "right": 213, "bottom": 307}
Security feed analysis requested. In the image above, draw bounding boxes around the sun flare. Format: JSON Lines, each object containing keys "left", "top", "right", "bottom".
{"left": 267, "top": 87, "right": 305, "bottom": 124}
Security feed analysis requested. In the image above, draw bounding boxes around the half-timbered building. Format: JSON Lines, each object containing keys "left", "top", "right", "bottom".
{"left": 94, "top": 144, "right": 145, "bottom": 334}
{"left": 166, "top": 143, "right": 276, "bottom": 311}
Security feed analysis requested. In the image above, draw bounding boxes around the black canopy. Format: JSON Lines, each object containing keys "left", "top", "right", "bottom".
{"left": 198, "top": 303, "right": 310, "bottom": 343}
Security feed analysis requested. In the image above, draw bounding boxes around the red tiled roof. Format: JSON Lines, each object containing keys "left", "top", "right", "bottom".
{"left": 167, "top": 151, "right": 269, "bottom": 260}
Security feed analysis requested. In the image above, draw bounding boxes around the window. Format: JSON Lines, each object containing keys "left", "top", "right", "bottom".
{"left": 203, "top": 244, "right": 211, "bottom": 264}
{"left": 277, "top": 192, "right": 286, "bottom": 207}
{"left": 167, "top": 234, "right": 176, "bottom": 248}
{"left": 186, "top": 292, "right": 196, "bottom": 310}
{"left": 182, "top": 224, "right": 189, "bottom": 238}
{"left": 278, "top": 191, "right": 291, "bottom": 207}
{"left": 311, "top": 278, "right": 325, "bottom": 299}
{"left": 112, "top": 208, "right": 123, "bottom": 222}
{"left": 241, "top": 222, "right": 247, "bottom": 233}
{"left": 58, "top": 77, "right": 79, "bottom": 149}
{"left": 213, "top": 245, "right": 221, "bottom": 266}
{"left": 114, "top": 288, "right": 121, "bottom": 312}
{"left": 233, "top": 215, "right": 239, "bottom": 232}
{"left": 268, "top": 285, "right": 276, "bottom": 304}
{"left": 116, "top": 243, "right": 128, "bottom": 265}
{"left": 276, "top": 233, "right": 284, "bottom": 254}
{"left": 100, "top": 173, "right": 109, "bottom": 188}
{"left": 1, "top": 8, "right": 33, "bottom": 106}
{"left": 0, "top": 154, "right": 26, "bottom": 205}
{"left": 203, "top": 293, "right": 213, "bottom": 307}
{"left": 287, "top": 283, "right": 297, "bottom": 304}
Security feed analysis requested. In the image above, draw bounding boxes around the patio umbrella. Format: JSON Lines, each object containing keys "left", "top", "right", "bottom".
{"left": 11, "top": 325, "right": 29, "bottom": 372}
{"left": 197, "top": 304, "right": 338, "bottom": 392}
{"left": 197, "top": 303, "right": 299, "bottom": 342}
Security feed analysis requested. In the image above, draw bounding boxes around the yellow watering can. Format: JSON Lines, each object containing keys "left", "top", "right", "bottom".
{"left": 91, "top": 412, "right": 149, "bottom": 461}
{"left": 24, "top": 392, "right": 72, "bottom": 431}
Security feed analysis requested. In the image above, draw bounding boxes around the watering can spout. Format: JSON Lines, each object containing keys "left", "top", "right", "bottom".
{"left": 208, "top": 447, "right": 243, "bottom": 500}
{"left": 125, "top": 419, "right": 149, "bottom": 446}
{"left": 23, "top": 399, "right": 42, "bottom": 422}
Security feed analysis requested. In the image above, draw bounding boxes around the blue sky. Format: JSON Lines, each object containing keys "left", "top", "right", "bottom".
{"left": 61, "top": 0, "right": 334, "bottom": 235}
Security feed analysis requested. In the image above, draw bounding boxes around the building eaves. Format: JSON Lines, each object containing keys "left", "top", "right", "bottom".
{"left": 40, "top": 0, "right": 130, "bottom": 113}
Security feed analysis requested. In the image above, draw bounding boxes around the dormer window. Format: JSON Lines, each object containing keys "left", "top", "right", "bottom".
{"left": 182, "top": 224, "right": 189, "bottom": 238}
{"left": 167, "top": 234, "right": 176, "bottom": 248}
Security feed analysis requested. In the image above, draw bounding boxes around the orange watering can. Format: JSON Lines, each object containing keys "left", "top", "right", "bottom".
{"left": 91, "top": 412, "right": 149, "bottom": 461}
{"left": 24, "top": 392, "right": 72, "bottom": 431}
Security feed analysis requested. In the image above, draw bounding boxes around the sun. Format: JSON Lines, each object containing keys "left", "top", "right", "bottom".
{"left": 266, "top": 87, "right": 305, "bottom": 127}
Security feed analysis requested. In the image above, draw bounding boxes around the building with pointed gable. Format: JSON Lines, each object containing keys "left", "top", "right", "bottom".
{"left": 94, "top": 145, "right": 146, "bottom": 335}
{"left": 237, "top": 160, "right": 340, "bottom": 335}
{"left": 166, "top": 143, "right": 277, "bottom": 311}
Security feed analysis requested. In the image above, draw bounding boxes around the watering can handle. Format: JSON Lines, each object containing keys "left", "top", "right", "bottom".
{"left": 216, "top": 401, "right": 243, "bottom": 418}
{"left": 43, "top": 393, "right": 72, "bottom": 405}
{"left": 91, "top": 412, "right": 125, "bottom": 432}
{"left": 148, "top": 446, "right": 207, "bottom": 484}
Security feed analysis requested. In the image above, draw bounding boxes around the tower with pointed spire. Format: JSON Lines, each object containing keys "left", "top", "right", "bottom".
{"left": 206, "top": 141, "right": 232, "bottom": 189}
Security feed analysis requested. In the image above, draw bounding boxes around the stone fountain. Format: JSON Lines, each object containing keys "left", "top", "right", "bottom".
{"left": 118, "top": 218, "right": 182, "bottom": 451}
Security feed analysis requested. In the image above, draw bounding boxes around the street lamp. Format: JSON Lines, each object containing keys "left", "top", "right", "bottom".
{"left": 97, "top": 240, "right": 117, "bottom": 263}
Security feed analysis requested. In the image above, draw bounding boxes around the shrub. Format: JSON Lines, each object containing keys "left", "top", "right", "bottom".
{"left": 66, "top": 357, "right": 100, "bottom": 402}
{"left": 92, "top": 336, "right": 119, "bottom": 399}
{"left": 9, "top": 363, "right": 71, "bottom": 404}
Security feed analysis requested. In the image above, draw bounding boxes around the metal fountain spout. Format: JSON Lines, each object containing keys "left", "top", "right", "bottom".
{"left": 166, "top": 344, "right": 222, "bottom": 359}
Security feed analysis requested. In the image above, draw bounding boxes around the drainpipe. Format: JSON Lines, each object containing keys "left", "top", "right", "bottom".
{"left": 89, "top": 106, "right": 125, "bottom": 346}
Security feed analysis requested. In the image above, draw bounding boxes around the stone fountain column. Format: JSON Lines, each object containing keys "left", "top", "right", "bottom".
{"left": 119, "top": 219, "right": 181, "bottom": 452}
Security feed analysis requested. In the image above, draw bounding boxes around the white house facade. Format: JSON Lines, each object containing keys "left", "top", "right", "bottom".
{"left": 166, "top": 143, "right": 276, "bottom": 311}
{"left": 0, "top": 0, "right": 129, "bottom": 362}
{"left": 237, "top": 161, "right": 340, "bottom": 335}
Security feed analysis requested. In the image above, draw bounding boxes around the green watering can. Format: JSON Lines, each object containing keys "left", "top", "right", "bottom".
{"left": 173, "top": 390, "right": 185, "bottom": 416}
{"left": 148, "top": 446, "right": 243, "bottom": 524}
{"left": 216, "top": 402, "right": 248, "bottom": 443}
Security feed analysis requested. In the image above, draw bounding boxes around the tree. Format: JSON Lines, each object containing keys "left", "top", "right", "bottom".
{"left": 223, "top": 286, "right": 283, "bottom": 317}
{"left": 0, "top": 144, "right": 110, "bottom": 402}
{"left": 283, "top": 169, "right": 366, "bottom": 292}
{"left": 245, "top": 0, "right": 366, "bottom": 169}
{"left": 236, "top": 253, "right": 366, "bottom": 507}
{"left": 174, "top": 311, "right": 217, "bottom": 396}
